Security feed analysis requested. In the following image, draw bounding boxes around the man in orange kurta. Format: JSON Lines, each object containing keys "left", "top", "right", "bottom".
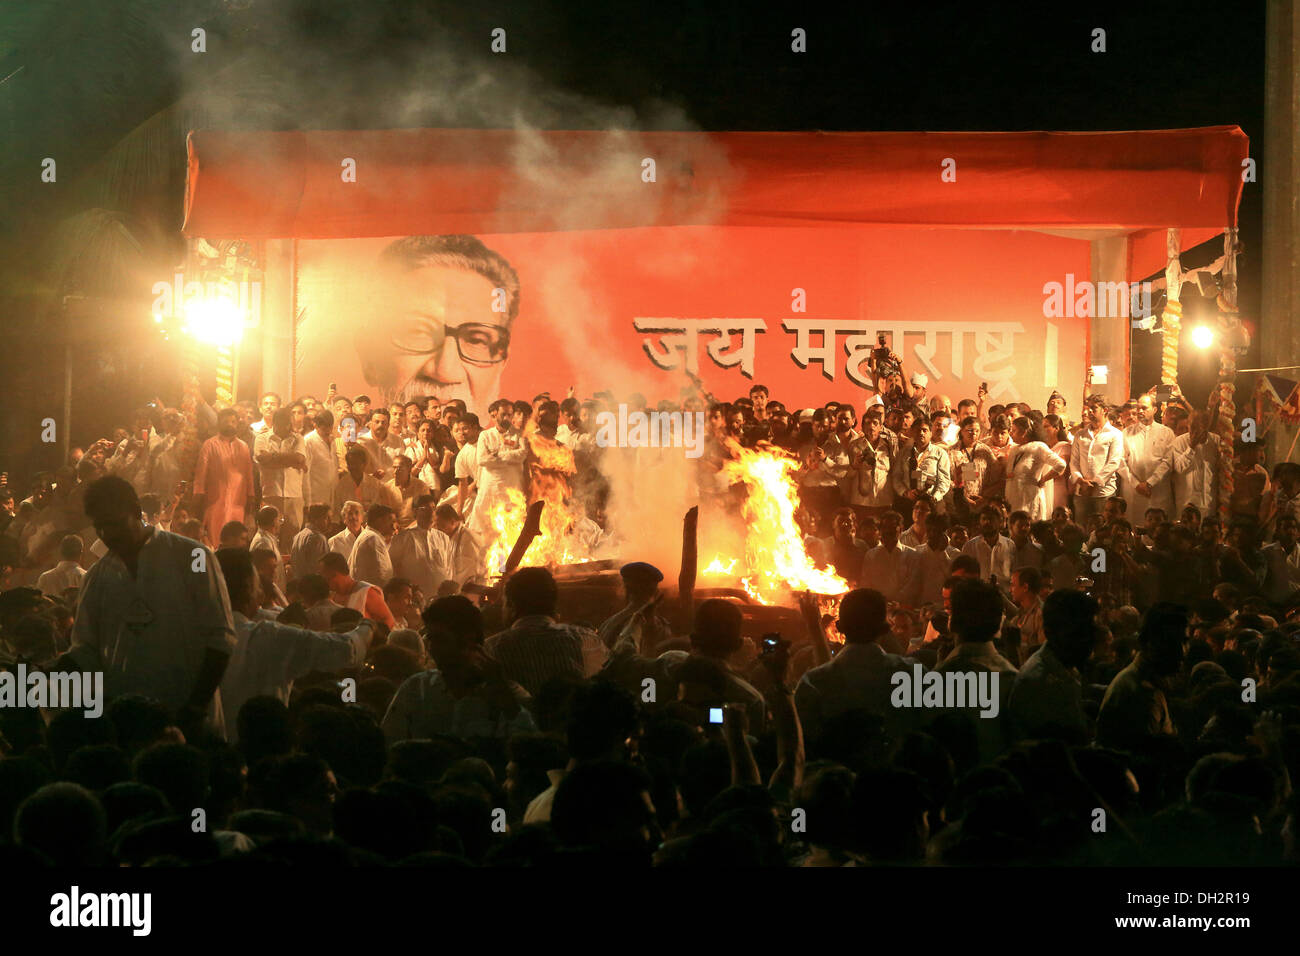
{"left": 193, "top": 408, "right": 256, "bottom": 546}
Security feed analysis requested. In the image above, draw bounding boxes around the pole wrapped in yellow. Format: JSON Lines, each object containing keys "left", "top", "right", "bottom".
{"left": 215, "top": 345, "right": 234, "bottom": 405}
{"left": 1160, "top": 300, "right": 1182, "bottom": 385}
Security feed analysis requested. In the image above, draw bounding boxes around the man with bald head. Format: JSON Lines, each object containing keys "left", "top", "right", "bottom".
{"left": 929, "top": 395, "right": 957, "bottom": 444}
{"left": 1118, "top": 393, "right": 1175, "bottom": 521}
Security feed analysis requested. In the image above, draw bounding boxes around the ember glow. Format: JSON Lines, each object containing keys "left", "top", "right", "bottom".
{"left": 703, "top": 447, "right": 850, "bottom": 605}
{"left": 485, "top": 427, "right": 598, "bottom": 575}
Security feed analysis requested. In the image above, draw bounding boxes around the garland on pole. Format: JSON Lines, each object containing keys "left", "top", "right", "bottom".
{"left": 1214, "top": 229, "right": 1241, "bottom": 523}
{"left": 1160, "top": 299, "right": 1182, "bottom": 385}
{"left": 1214, "top": 314, "right": 1236, "bottom": 523}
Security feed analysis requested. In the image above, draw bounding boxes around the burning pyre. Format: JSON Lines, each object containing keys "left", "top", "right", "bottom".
{"left": 485, "top": 434, "right": 848, "bottom": 614}
{"left": 702, "top": 445, "right": 849, "bottom": 605}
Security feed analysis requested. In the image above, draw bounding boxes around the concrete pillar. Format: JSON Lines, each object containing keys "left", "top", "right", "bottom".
{"left": 1262, "top": 0, "right": 1300, "bottom": 463}
{"left": 1090, "top": 235, "right": 1131, "bottom": 400}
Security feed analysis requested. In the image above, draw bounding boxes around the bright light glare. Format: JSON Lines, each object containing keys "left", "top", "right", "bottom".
{"left": 1190, "top": 325, "right": 1216, "bottom": 350}
{"left": 183, "top": 298, "right": 245, "bottom": 346}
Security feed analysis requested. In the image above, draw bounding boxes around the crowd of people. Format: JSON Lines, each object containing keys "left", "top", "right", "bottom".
{"left": 2, "top": 351, "right": 1300, "bottom": 868}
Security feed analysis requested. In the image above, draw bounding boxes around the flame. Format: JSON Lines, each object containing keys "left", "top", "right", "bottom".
{"left": 484, "top": 427, "right": 596, "bottom": 576}
{"left": 709, "top": 446, "right": 849, "bottom": 605}
{"left": 702, "top": 556, "right": 737, "bottom": 577}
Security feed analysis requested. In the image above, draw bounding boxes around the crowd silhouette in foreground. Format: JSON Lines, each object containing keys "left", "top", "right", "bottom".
{"left": 2, "top": 364, "right": 1300, "bottom": 866}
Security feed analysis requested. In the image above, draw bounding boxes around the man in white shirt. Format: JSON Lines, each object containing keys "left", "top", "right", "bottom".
{"left": 37, "top": 533, "right": 87, "bottom": 597}
{"left": 303, "top": 409, "right": 340, "bottom": 507}
{"left": 860, "top": 511, "right": 918, "bottom": 605}
{"left": 216, "top": 547, "right": 374, "bottom": 724}
{"left": 249, "top": 391, "right": 280, "bottom": 436}
{"left": 290, "top": 504, "right": 331, "bottom": 583}
{"left": 892, "top": 419, "right": 952, "bottom": 513}
{"left": 820, "top": 406, "right": 861, "bottom": 493}
{"left": 66, "top": 476, "right": 236, "bottom": 736}
{"left": 254, "top": 408, "right": 307, "bottom": 548}
{"left": 899, "top": 499, "right": 932, "bottom": 549}
{"left": 349, "top": 503, "right": 398, "bottom": 586}
{"left": 434, "top": 504, "right": 481, "bottom": 589}
{"left": 846, "top": 407, "right": 896, "bottom": 516}
{"left": 329, "top": 500, "right": 364, "bottom": 556}
{"left": 358, "top": 408, "right": 406, "bottom": 480}
{"left": 105, "top": 407, "right": 156, "bottom": 493}
{"left": 1069, "top": 395, "right": 1124, "bottom": 525}
{"left": 453, "top": 416, "right": 482, "bottom": 517}
{"left": 1117, "top": 393, "right": 1175, "bottom": 522}
{"left": 144, "top": 408, "right": 187, "bottom": 504}
{"left": 470, "top": 410, "right": 526, "bottom": 536}
{"left": 389, "top": 494, "right": 448, "bottom": 601}
{"left": 962, "top": 504, "right": 1017, "bottom": 585}
{"left": 1170, "top": 410, "right": 1220, "bottom": 517}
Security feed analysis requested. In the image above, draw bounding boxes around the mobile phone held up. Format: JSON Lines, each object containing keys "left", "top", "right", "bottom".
{"left": 708, "top": 707, "right": 724, "bottom": 725}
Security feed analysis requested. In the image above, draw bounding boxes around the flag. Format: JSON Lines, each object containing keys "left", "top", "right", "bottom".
{"left": 1262, "top": 374, "right": 1299, "bottom": 408}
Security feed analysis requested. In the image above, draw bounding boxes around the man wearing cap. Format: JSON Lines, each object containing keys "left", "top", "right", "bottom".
{"left": 598, "top": 562, "right": 675, "bottom": 653}
{"left": 909, "top": 373, "right": 928, "bottom": 408}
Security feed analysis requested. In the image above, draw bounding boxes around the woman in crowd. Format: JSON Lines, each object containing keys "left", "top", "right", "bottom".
{"left": 1005, "top": 416, "right": 1068, "bottom": 520}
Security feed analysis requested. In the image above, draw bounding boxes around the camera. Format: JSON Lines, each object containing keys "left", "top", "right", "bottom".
{"left": 871, "top": 333, "right": 898, "bottom": 375}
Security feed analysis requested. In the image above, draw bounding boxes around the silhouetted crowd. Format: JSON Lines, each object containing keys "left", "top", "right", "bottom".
{"left": 2, "top": 365, "right": 1300, "bottom": 867}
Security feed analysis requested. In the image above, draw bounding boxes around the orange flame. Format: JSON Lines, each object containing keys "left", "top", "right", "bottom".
{"left": 484, "top": 428, "right": 595, "bottom": 576}
{"left": 702, "top": 446, "right": 849, "bottom": 604}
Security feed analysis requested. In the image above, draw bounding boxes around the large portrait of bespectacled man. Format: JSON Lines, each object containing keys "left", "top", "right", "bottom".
{"left": 354, "top": 235, "right": 521, "bottom": 420}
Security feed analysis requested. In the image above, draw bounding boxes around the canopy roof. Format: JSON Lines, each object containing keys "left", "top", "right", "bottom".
{"left": 184, "top": 125, "right": 1247, "bottom": 272}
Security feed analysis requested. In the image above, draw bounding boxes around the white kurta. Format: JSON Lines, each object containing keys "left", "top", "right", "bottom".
{"left": 1068, "top": 424, "right": 1123, "bottom": 498}
{"left": 222, "top": 612, "right": 370, "bottom": 724}
{"left": 1005, "top": 441, "right": 1068, "bottom": 520}
{"left": 1118, "top": 422, "right": 1175, "bottom": 518}
{"left": 390, "top": 524, "right": 447, "bottom": 599}
{"left": 290, "top": 526, "right": 329, "bottom": 582}
{"left": 253, "top": 431, "right": 306, "bottom": 500}
{"left": 349, "top": 526, "right": 393, "bottom": 586}
{"left": 303, "top": 430, "right": 339, "bottom": 506}
{"left": 846, "top": 435, "right": 895, "bottom": 507}
{"left": 470, "top": 426, "right": 525, "bottom": 536}
{"left": 69, "top": 530, "right": 237, "bottom": 724}
{"left": 328, "top": 527, "right": 358, "bottom": 555}
{"left": 1170, "top": 431, "right": 1220, "bottom": 515}
{"left": 37, "top": 560, "right": 86, "bottom": 596}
